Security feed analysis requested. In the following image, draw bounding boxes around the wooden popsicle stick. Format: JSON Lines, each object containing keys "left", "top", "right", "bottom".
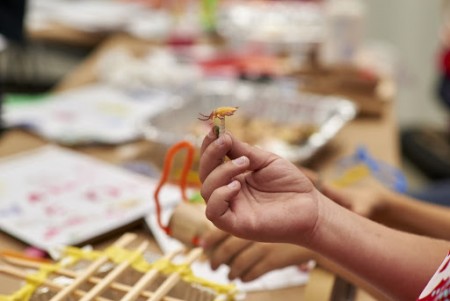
{"left": 2, "top": 255, "right": 185, "bottom": 301}
{"left": 147, "top": 248, "right": 203, "bottom": 301}
{"left": 120, "top": 249, "right": 183, "bottom": 301}
{"left": 51, "top": 233, "right": 137, "bottom": 301}
{"left": 80, "top": 241, "right": 149, "bottom": 301}
{"left": 0, "top": 265, "right": 112, "bottom": 301}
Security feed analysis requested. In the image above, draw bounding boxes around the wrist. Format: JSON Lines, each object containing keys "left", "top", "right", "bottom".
{"left": 296, "top": 190, "right": 334, "bottom": 250}
{"left": 302, "top": 193, "right": 365, "bottom": 260}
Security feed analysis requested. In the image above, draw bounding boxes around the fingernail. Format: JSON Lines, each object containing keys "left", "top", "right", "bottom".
{"left": 215, "top": 135, "right": 225, "bottom": 146}
{"left": 228, "top": 180, "right": 239, "bottom": 189}
{"left": 232, "top": 156, "right": 248, "bottom": 166}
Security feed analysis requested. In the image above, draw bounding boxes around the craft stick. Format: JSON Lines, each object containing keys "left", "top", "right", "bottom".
{"left": 120, "top": 249, "right": 183, "bottom": 301}
{"left": 51, "top": 233, "right": 137, "bottom": 301}
{"left": 2, "top": 248, "right": 185, "bottom": 301}
{"left": 219, "top": 118, "right": 226, "bottom": 136}
{"left": 147, "top": 248, "right": 203, "bottom": 301}
{"left": 0, "top": 250, "right": 52, "bottom": 264}
{"left": 0, "top": 265, "right": 112, "bottom": 301}
{"left": 80, "top": 241, "right": 149, "bottom": 301}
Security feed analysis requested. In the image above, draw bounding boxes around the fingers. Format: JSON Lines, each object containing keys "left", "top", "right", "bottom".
{"left": 201, "top": 227, "right": 230, "bottom": 250}
{"left": 204, "top": 179, "right": 241, "bottom": 224}
{"left": 200, "top": 127, "right": 218, "bottom": 157}
{"left": 201, "top": 228, "right": 265, "bottom": 280}
{"left": 201, "top": 155, "right": 249, "bottom": 201}
{"left": 203, "top": 232, "right": 268, "bottom": 281}
{"left": 208, "top": 236, "right": 253, "bottom": 271}
{"left": 199, "top": 130, "right": 277, "bottom": 184}
{"left": 227, "top": 243, "right": 266, "bottom": 281}
{"left": 202, "top": 228, "right": 262, "bottom": 277}
{"left": 199, "top": 132, "right": 232, "bottom": 183}
{"left": 239, "top": 257, "right": 273, "bottom": 282}
{"left": 234, "top": 245, "right": 314, "bottom": 282}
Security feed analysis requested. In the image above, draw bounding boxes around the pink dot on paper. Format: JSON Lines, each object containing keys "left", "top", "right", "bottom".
{"left": 28, "top": 192, "right": 43, "bottom": 203}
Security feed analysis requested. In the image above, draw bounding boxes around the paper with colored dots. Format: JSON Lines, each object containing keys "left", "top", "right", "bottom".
{"left": 0, "top": 146, "right": 179, "bottom": 252}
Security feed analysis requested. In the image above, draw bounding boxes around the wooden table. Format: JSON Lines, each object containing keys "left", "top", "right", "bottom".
{"left": 27, "top": 22, "right": 108, "bottom": 48}
{"left": 0, "top": 34, "right": 400, "bottom": 301}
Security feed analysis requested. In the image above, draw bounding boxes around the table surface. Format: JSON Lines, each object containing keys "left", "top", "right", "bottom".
{"left": 0, "top": 34, "right": 400, "bottom": 301}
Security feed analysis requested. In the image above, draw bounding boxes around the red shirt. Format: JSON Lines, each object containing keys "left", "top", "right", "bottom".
{"left": 418, "top": 252, "right": 450, "bottom": 301}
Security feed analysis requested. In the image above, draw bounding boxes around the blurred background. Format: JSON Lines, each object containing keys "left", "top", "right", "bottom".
{"left": 1, "top": 0, "right": 446, "bottom": 125}
{"left": 0, "top": 0, "right": 449, "bottom": 197}
{"left": 365, "top": 0, "right": 443, "bottom": 127}
{"left": 0, "top": 1, "right": 450, "bottom": 295}
{"left": 364, "top": 0, "right": 448, "bottom": 189}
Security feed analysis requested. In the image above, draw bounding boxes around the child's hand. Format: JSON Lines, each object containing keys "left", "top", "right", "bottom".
{"left": 201, "top": 227, "right": 315, "bottom": 282}
{"left": 321, "top": 179, "right": 390, "bottom": 218}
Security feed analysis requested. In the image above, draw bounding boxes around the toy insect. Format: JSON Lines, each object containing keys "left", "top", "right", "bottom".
{"left": 197, "top": 106, "right": 239, "bottom": 121}
{"left": 198, "top": 106, "right": 238, "bottom": 136}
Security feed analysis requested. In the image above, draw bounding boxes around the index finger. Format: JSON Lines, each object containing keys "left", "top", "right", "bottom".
{"left": 201, "top": 227, "right": 229, "bottom": 250}
{"left": 200, "top": 126, "right": 218, "bottom": 156}
{"left": 199, "top": 131, "right": 232, "bottom": 183}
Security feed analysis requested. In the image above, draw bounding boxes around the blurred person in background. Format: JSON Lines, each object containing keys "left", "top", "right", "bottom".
{"left": 401, "top": 0, "right": 450, "bottom": 201}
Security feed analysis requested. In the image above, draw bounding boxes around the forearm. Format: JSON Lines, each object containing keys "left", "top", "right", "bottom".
{"left": 307, "top": 196, "right": 449, "bottom": 301}
{"left": 381, "top": 191, "right": 450, "bottom": 240}
{"left": 313, "top": 254, "right": 392, "bottom": 301}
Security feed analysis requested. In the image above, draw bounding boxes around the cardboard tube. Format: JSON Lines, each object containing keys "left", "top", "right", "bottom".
{"left": 168, "top": 202, "right": 213, "bottom": 246}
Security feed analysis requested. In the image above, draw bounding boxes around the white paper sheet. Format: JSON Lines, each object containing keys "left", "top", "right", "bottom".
{"left": 4, "top": 84, "right": 174, "bottom": 145}
{"left": 0, "top": 146, "right": 180, "bottom": 251}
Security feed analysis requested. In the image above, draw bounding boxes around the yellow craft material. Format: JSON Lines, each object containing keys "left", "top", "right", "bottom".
{"left": 0, "top": 233, "right": 237, "bottom": 301}
{"left": 331, "top": 164, "right": 371, "bottom": 188}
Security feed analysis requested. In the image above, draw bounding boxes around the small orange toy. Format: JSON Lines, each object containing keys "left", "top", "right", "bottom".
{"left": 198, "top": 106, "right": 238, "bottom": 136}
{"left": 197, "top": 106, "right": 238, "bottom": 121}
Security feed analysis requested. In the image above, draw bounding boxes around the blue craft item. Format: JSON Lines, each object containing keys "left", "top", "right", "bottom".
{"left": 338, "top": 146, "right": 408, "bottom": 193}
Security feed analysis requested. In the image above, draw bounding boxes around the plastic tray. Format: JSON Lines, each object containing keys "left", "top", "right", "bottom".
{"left": 142, "top": 79, "right": 357, "bottom": 163}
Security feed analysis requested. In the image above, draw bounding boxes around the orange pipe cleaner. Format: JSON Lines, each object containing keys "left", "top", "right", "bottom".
{"left": 153, "top": 141, "right": 195, "bottom": 236}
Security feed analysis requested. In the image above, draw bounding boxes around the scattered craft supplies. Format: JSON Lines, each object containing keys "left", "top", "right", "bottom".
{"left": 0, "top": 145, "right": 180, "bottom": 252}
{"left": 0, "top": 233, "right": 239, "bottom": 301}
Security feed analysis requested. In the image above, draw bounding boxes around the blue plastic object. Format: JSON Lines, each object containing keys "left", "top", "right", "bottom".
{"left": 337, "top": 146, "right": 408, "bottom": 193}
